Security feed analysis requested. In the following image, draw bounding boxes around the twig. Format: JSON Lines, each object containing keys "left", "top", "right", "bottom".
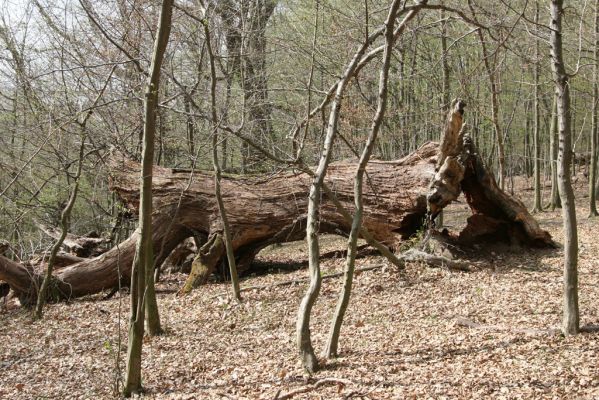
{"left": 399, "top": 249, "right": 477, "bottom": 272}
{"left": 212, "top": 248, "right": 478, "bottom": 297}
{"left": 456, "top": 317, "right": 561, "bottom": 336}
{"left": 274, "top": 378, "right": 353, "bottom": 400}
{"left": 218, "top": 264, "right": 386, "bottom": 297}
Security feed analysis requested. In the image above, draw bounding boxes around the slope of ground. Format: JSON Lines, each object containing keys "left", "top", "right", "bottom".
{"left": 1, "top": 178, "right": 599, "bottom": 399}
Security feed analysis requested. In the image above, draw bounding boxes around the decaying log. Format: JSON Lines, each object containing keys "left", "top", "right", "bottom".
{"left": 427, "top": 101, "right": 554, "bottom": 247}
{"left": 0, "top": 218, "right": 189, "bottom": 304}
{"left": 0, "top": 144, "right": 437, "bottom": 301}
{"left": 38, "top": 224, "right": 110, "bottom": 257}
{"left": 159, "top": 236, "right": 199, "bottom": 274}
{"left": 0, "top": 99, "right": 554, "bottom": 301}
{"left": 26, "top": 252, "right": 87, "bottom": 270}
{"left": 180, "top": 233, "right": 225, "bottom": 293}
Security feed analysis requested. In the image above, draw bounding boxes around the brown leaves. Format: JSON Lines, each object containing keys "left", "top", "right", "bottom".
{"left": 1, "top": 185, "right": 599, "bottom": 398}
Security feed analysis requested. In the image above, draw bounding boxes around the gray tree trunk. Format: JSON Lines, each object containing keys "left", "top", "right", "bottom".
{"left": 549, "top": 93, "right": 561, "bottom": 210}
{"left": 549, "top": 0, "right": 579, "bottom": 336}
{"left": 323, "top": 0, "right": 399, "bottom": 359}
{"left": 590, "top": 0, "right": 599, "bottom": 217}
{"left": 204, "top": 17, "right": 241, "bottom": 301}
{"left": 123, "top": 0, "right": 173, "bottom": 395}
{"left": 532, "top": 2, "right": 543, "bottom": 213}
{"left": 239, "top": 0, "right": 276, "bottom": 171}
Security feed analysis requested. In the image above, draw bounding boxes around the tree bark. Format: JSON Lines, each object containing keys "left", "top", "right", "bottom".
{"left": 549, "top": 93, "right": 561, "bottom": 210}
{"left": 323, "top": 0, "right": 399, "bottom": 359}
{"left": 590, "top": 0, "right": 599, "bottom": 217}
{"left": 532, "top": 2, "right": 543, "bottom": 213}
{"left": 0, "top": 134, "right": 554, "bottom": 302}
{"left": 427, "top": 101, "right": 554, "bottom": 248}
{"left": 124, "top": 0, "right": 173, "bottom": 395}
{"left": 549, "top": 0, "right": 580, "bottom": 336}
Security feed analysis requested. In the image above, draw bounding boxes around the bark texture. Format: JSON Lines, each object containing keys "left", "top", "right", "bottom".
{"left": 550, "top": 0, "right": 580, "bottom": 336}
{"left": 0, "top": 127, "right": 554, "bottom": 301}
{"left": 38, "top": 224, "right": 109, "bottom": 257}
{"left": 427, "top": 104, "right": 553, "bottom": 248}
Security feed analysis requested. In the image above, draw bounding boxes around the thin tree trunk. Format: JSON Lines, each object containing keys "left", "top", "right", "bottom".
{"left": 204, "top": 17, "right": 241, "bottom": 301}
{"left": 532, "top": 2, "right": 542, "bottom": 212}
{"left": 437, "top": 6, "right": 450, "bottom": 228}
{"left": 469, "top": 0, "right": 505, "bottom": 189}
{"left": 184, "top": 86, "right": 195, "bottom": 158}
{"left": 295, "top": 3, "right": 424, "bottom": 373}
{"left": 549, "top": 93, "right": 561, "bottom": 210}
{"left": 123, "top": 0, "right": 173, "bottom": 395}
{"left": 34, "top": 132, "right": 86, "bottom": 319}
{"left": 323, "top": 0, "right": 399, "bottom": 359}
{"left": 524, "top": 102, "right": 531, "bottom": 177}
{"left": 34, "top": 63, "right": 116, "bottom": 316}
{"left": 549, "top": 0, "right": 579, "bottom": 336}
{"left": 297, "top": 10, "right": 372, "bottom": 375}
{"left": 590, "top": 0, "right": 599, "bottom": 217}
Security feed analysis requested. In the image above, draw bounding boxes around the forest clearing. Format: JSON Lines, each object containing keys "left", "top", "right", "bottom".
{"left": 1, "top": 177, "right": 599, "bottom": 399}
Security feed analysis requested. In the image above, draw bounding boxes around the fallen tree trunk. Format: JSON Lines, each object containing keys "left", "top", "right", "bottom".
{"left": 0, "top": 101, "right": 554, "bottom": 302}
{"left": 38, "top": 224, "right": 110, "bottom": 257}
{"left": 426, "top": 100, "right": 554, "bottom": 247}
{"left": 0, "top": 220, "right": 190, "bottom": 305}
{"left": 0, "top": 145, "right": 437, "bottom": 301}
{"left": 26, "top": 252, "right": 87, "bottom": 270}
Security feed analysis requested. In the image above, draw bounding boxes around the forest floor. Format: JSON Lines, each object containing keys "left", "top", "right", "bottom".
{"left": 2, "top": 176, "right": 599, "bottom": 399}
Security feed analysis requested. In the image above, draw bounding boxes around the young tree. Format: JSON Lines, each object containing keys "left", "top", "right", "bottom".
{"left": 532, "top": 2, "right": 543, "bottom": 213}
{"left": 296, "top": 10, "right": 375, "bottom": 374}
{"left": 549, "top": 0, "right": 579, "bottom": 336}
{"left": 549, "top": 93, "right": 561, "bottom": 210}
{"left": 468, "top": 0, "right": 506, "bottom": 190}
{"left": 203, "top": 10, "right": 241, "bottom": 301}
{"left": 123, "top": 0, "right": 173, "bottom": 395}
{"left": 323, "top": 0, "right": 400, "bottom": 359}
{"left": 590, "top": 0, "right": 599, "bottom": 217}
{"left": 34, "top": 132, "right": 86, "bottom": 319}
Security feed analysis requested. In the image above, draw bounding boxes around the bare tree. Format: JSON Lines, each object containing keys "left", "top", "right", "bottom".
{"left": 203, "top": 8, "right": 241, "bottom": 301}
{"left": 34, "top": 131, "right": 86, "bottom": 319}
{"left": 296, "top": 11, "right": 374, "bottom": 375}
{"left": 590, "top": 0, "right": 599, "bottom": 217}
{"left": 549, "top": 93, "right": 561, "bottom": 210}
{"left": 549, "top": 0, "right": 579, "bottom": 336}
{"left": 323, "top": 0, "right": 400, "bottom": 360}
{"left": 123, "top": 0, "right": 173, "bottom": 395}
{"left": 532, "top": 2, "right": 543, "bottom": 213}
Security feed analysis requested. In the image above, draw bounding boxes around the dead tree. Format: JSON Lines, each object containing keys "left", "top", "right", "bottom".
{"left": 38, "top": 224, "right": 109, "bottom": 257}
{"left": 427, "top": 100, "right": 553, "bottom": 248}
{"left": 0, "top": 102, "right": 554, "bottom": 303}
